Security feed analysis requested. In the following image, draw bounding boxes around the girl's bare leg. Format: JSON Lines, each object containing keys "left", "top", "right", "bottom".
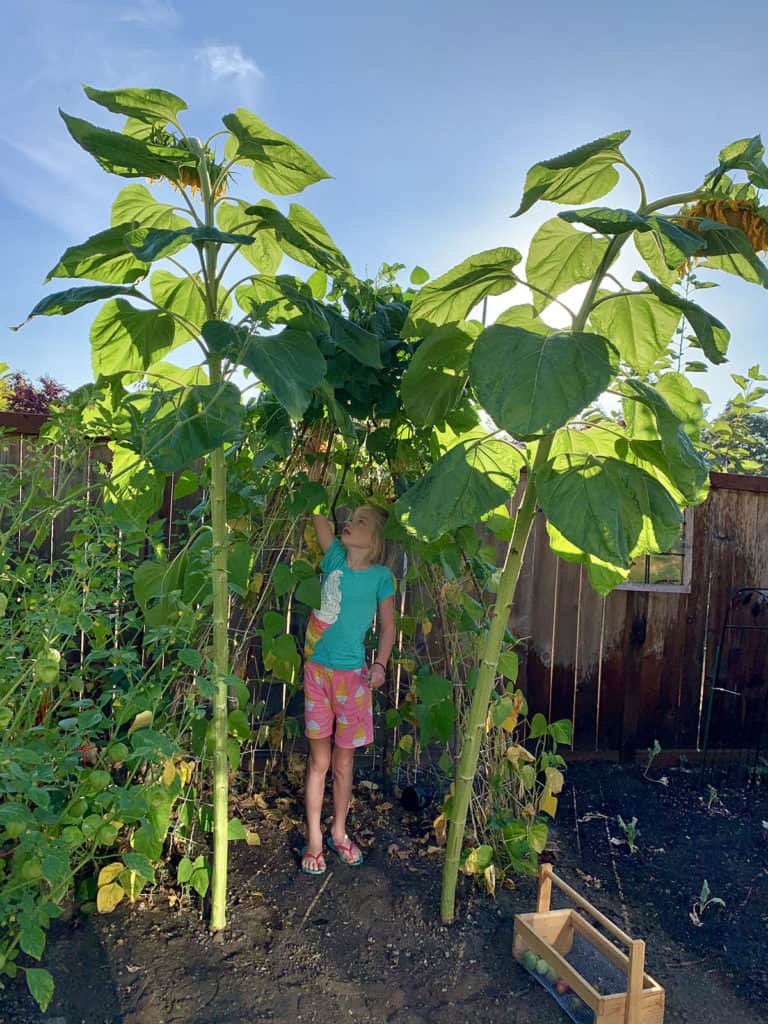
{"left": 305, "top": 737, "right": 331, "bottom": 855}
{"left": 331, "top": 745, "right": 356, "bottom": 845}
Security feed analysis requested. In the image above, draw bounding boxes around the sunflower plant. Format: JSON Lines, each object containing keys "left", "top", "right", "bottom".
{"left": 388, "top": 131, "right": 768, "bottom": 922}
{"left": 14, "top": 85, "right": 377, "bottom": 933}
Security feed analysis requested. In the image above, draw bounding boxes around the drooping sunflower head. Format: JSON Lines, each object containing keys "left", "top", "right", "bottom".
{"left": 677, "top": 196, "right": 768, "bottom": 271}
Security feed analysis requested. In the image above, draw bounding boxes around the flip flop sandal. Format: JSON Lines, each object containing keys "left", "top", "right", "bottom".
{"left": 327, "top": 834, "right": 364, "bottom": 867}
{"left": 300, "top": 847, "right": 327, "bottom": 875}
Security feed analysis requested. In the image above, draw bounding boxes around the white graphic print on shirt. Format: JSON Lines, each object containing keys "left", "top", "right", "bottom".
{"left": 316, "top": 569, "right": 342, "bottom": 625}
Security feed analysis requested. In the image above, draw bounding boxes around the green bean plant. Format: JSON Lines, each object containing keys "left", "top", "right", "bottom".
{"left": 0, "top": 419, "right": 202, "bottom": 1011}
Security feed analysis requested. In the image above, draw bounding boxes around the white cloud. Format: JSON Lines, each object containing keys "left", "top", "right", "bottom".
{"left": 194, "top": 45, "right": 263, "bottom": 82}
{"left": 119, "top": 1, "right": 180, "bottom": 28}
{"left": 0, "top": 135, "right": 117, "bottom": 238}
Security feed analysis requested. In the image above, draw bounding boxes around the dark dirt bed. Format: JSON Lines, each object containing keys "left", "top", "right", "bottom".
{"left": 2, "top": 760, "right": 767, "bottom": 1024}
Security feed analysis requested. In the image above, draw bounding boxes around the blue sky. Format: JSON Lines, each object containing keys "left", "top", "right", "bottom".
{"left": 2, "top": 0, "right": 767, "bottom": 414}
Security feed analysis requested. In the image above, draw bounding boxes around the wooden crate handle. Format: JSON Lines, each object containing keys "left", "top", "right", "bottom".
{"left": 538, "top": 864, "right": 638, "bottom": 951}
{"left": 625, "top": 938, "right": 645, "bottom": 1024}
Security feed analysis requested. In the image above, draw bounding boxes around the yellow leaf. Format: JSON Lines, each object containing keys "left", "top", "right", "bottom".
{"left": 544, "top": 767, "right": 564, "bottom": 795}
{"left": 501, "top": 710, "right": 519, "bottom": 732}
{"left": 433, "top": 813, "right": 447, "bottom": 846}
{"left": 96, "top": 881, "right": 125, "bottom": 913}
{"left": 98, "top": 863, "right": 124, "bottom": 888}
{"left": 539, "top": 786, "right": 558, "bottom": 818}
{"left": 484, "top": 863, "right": 497, "bottom": 897}
{"left": 506, "top": 744, "right": 535, "bottom": 765}
{"left": 245, "top": 830, "right": 261, "bottom": 847}
{"left": 178, "top": 761, "right": 194, "bottom": 786}
{"left": 463, "top": 846, "right": 493, "bottom": 875}
{"left": 161, "top": 759, "right": 177, "bottom": 786}
{"left": 127, "top": 710, "right": 153, "bottom": 736}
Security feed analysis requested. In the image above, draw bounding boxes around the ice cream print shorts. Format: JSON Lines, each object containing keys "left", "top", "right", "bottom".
{"left": 303, "top": 661, "right": 373, "bottom": 749}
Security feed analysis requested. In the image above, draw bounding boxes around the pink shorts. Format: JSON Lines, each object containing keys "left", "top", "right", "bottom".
{"left": 304, "top": 661, "right": 374, "bottom": 749}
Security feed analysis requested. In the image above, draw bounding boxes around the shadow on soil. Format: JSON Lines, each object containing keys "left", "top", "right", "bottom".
{"left": 2, "top": 760, "right": 766, "bottom": 1024}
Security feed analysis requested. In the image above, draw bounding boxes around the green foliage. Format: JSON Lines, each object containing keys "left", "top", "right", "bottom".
{"left": 222, "top": 109, "right": 331, "bottom": 195}
{"left": 513, "top": 130, "right": 631, "bottom": 216}
{"left": 0, "top": 426, "right": 202, "bottom": 1009}
{"left": 14, "top": 80, "right": 768, "bottom": 943}
{"left": 202, "top": 322, "right": 326, "bottom": 421}
{"left": 526, "top": 217, "right": 609, "bottom": 310}
{"left": 616, "top": 815, "right": 640, "bottom": 854}
{"left": 396, "top": 436, "right": 524, "bottom": 541}
{"left": 403, "top": 248, "right": 520, "bottom": 336}
{"left": 470, "top": 325, "right": 617, "bottom": 437}
{"left": 588, "top": 291, "right": 681, "bottom": 374}
{"left": 419, "top": 129, "right": 768, "bottom": 922}
{"left": 701, "top": 366, "right": 768, "bottom": 475}
{"left": 634, "top": 273, "right": 730, "bottom": 365}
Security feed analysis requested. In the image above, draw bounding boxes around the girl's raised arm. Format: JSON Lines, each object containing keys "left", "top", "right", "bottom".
{"left": 312, "top": 513, "right": 335, "bottom": 554}
{"left": 304, "top": 431, "right": 334, "bottom": 553}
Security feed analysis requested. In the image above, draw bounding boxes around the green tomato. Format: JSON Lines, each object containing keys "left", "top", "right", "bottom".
{"left": 66, "top": 797, "right": 89, "bottom": 820}
{"left": 20, "top": 858, "right": 43, "bottom": 881}
{"left": 96, "top": 823, "right": 118, "bottom": 846}
{"left": 34, "top": 648, "right": 61, "bottom": 685}
{"left": 535, "top": 957, "right": 551, "bottom": 977}
{"left": 106, "top": 742, "right": 130, "bottom": 765}
{"left": 59, "top": 596, "right": 80, "bottom": 617}
{"left": 34, "top": 661, "right": 60, "bottom": 685}
{"left": 0, "top": 592, "right": 8, "bottom": 617}
{"left": 521, "top": 950, "right": 538, "bottom": 972}
{"left": 61, "top": 825, "right": 84, "bottom": 848}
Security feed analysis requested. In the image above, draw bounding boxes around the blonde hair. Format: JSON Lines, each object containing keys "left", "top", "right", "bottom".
{"left": 359, "top": 504, "right": 388, "bottom": 565}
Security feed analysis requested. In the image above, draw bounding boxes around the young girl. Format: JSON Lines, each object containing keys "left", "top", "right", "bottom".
{"left": 301, "top": 505, "right": 396, "bottom": 874}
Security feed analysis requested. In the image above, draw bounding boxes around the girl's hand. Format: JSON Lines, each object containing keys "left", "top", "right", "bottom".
{"left": 368, "top": 662, "right": 386, "bottom": 689}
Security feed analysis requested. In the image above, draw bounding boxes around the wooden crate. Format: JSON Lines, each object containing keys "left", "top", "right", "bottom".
{"left": 513, "top": 864, "right": 665, "bottom": 1024}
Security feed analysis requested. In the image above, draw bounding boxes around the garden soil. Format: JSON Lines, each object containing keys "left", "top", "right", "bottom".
{"left": 2, "top": 760, "right": 766, "bottom": 1024}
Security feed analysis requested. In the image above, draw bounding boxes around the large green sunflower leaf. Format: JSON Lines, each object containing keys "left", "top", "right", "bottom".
{"left": 526, "top": 218, "right": 609, "bottom": 311}
{"left": 470, "top": 324, "right": 617, "bottom": 437}
{"left": 402, "top": 247, "right": 520, "bottom": 337}
{"left": 223, "top": 109, "right": 331, "bottom": 195}
{"left": 513, "top": 131, "right": 631, "bottom": 217}
{"left": 396, "top": 436, "right": 524, "bottom": 541}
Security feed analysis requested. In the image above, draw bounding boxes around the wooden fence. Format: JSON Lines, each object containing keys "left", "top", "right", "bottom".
{"left": 511, "top": 473, "right": 768, "bottom": 760}
{"left": 0, "top": 412, "right": 189, "bottom": 556}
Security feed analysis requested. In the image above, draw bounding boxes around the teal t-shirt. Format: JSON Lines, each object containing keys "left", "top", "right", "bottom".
{"left": 306, "top": 539, "right": 395, "bottom": 670}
